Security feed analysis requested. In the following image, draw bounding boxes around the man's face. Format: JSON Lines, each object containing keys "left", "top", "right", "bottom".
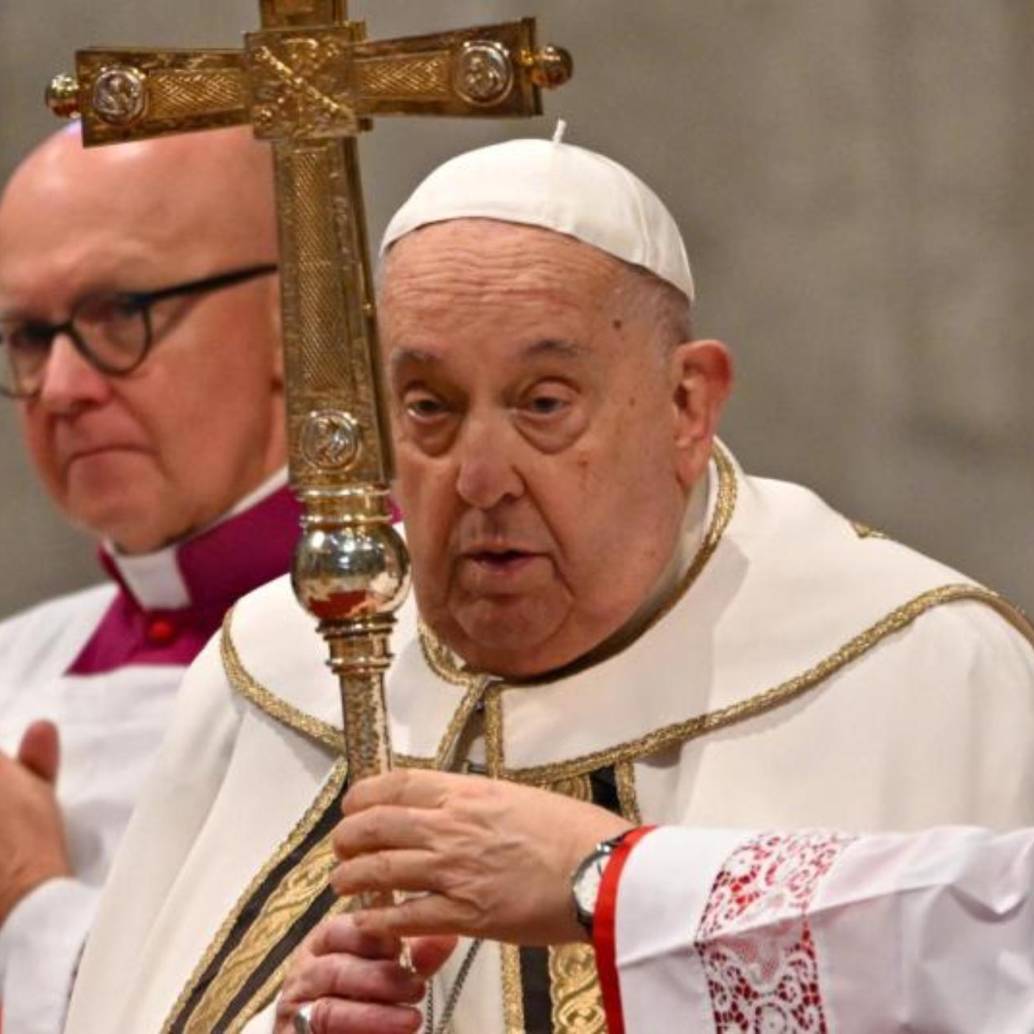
{"left": 382, "top": 220, "right": 710, "bottom": 677}
{"left": 0, "top": 132, "right": 285, "bottom": 553}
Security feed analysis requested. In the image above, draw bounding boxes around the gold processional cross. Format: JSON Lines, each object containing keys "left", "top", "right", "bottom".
{"left": 47, "top": 3, "right": 571, "bottom": 793}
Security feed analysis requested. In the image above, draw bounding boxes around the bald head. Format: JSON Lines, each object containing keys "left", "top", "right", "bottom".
{"left": 0, "top": 126, "right": 276, "bottom": 304}
{"left": 0, "top": 127, "right": 287, "bottom": 552}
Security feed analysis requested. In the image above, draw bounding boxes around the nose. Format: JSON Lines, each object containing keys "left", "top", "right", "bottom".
{"left": 454, "top": 416, "right": 525, "bottom": 511}
{"left": 37, "top": 332, "right": 111, "bottom": 413}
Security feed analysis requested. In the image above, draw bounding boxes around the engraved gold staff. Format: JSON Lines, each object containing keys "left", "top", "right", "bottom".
{"left": 47, "top": 3, "right": 571, "bottom": 827}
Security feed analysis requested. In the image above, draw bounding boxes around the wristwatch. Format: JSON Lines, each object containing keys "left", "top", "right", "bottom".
{"left": 571, "top": 830, "right": 634, "bottom": 938}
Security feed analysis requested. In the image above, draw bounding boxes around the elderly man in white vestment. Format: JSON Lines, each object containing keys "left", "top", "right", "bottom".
{"left": 65, "top": 138, "right": 1034, "bottom": 1034}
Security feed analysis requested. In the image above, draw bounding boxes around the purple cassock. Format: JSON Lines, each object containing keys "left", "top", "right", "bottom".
{"left": 0, "top": 474, "right": 301, "bottom": 1034}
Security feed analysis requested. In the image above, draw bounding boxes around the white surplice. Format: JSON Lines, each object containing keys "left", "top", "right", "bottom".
{"left": 606, "top": 824, "right": 1034, "bottom": 1033}
{"left": 64, "top": 446, "right": 1034, "bottom": 1033}
{"left": 0, "top": 473, "right": 298, "bottom": 1034}
{"left": 0, "top": 583, "right": 174, "bottom": 1034}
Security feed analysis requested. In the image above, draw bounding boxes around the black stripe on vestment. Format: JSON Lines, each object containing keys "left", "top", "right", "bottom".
{"left": 216, "top": 885, "right": 339, "bottom": 1029}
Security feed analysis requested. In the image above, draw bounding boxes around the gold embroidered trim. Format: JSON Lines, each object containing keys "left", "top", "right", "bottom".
{"left": 417, "top": 443, "right": 739, "bottom": 688}
{"left": 504, "top": 584, "right": 1030, "bottom": 785}
{"left": 418, "top": 618, "right": 484, "bottom": 689}
{"left": 982, "top": 592, "right": 1034, "bottom": 643}
{"left": 163, "top": 759, "right": 348, "bottom": 1033}
{"left": 614, "top": 761, "right": 643, "bottom": 826}
{"left": 433, "top": 675, "right": 493, "bottom": 771}
{"left": 221, "top": 606, "right": 342, "bottom": 753}
{"left": 394, "top": 752, "right": 428, "bottom": 768}
{"left": 549, "top": 772, "right": 593, "bottom": 802}
{"left": 549, "top": 943, "right": 606, "bottom": 1034}
{"left": 851, "top": 519, "right": 888, "bottom": 540}
{"left": 500, "top": 943, "right": 526, "bottom": 1034}
{"left": 484, "top": 684, "right": 506, "bottom": 778}
{"left": 224, "top": 895, "right": 352, "bottom": 1034}
{"left": 652, "top": 442, "right": 738, "bottom": 631}
{"left": 542, "top": 769, "right": 609, "bottom": 1033}
{"left": 544, "top": 796, "right": 602, "bottom": 1031}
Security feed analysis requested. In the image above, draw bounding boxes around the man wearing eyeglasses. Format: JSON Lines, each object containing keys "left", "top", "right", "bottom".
{"left": 0, "top": 125, "right": 297, "bottom": 1034}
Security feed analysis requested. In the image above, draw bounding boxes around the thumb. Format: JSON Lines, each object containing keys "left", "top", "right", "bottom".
{"left": 18, "top": 720, "right": 60, "bottom": 784}
{"left": 409, "top": 935, "right": 459, "bottom": 978}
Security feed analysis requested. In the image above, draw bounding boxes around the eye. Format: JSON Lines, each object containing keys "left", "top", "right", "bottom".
{"left": 527, "top": 394, "right": 567, "bottom": 415}
{"left": 519, "top": 382, "right": 576, "bottom": 419}
{"left": 79, "top": 294, "right": 142, "bottom": 322}
{"left": 403, "top": 389, "right": 450, "bottom": 422}
{"left": 9, "top": 322, "right": 54, "bottom": 354}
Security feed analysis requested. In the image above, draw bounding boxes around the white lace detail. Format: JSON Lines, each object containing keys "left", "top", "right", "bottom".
{"left": 696, "top": 831, "right": 855, "bottom": 1033}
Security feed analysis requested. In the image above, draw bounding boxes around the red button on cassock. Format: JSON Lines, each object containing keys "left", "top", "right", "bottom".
{"left": 145, "top": 617, "right": 178, "bottom": 645}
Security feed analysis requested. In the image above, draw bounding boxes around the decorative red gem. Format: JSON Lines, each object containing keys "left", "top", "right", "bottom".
{"left": 145, "top": 617, "right": 178, "bottom": 645}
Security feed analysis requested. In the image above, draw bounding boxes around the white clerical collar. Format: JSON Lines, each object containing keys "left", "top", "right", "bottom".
{"left": 616, "top": 467, "right": 711, "bottom": 638}
{"left": 106, "top": 469, "right": 290, "bottom": 611}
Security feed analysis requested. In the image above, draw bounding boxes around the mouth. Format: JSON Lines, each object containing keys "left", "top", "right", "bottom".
{"left": 63, "top": 444, "right": 148, "bottom": 469}
{"left": 466, "top": 548, "right": 536, "bottom": 570}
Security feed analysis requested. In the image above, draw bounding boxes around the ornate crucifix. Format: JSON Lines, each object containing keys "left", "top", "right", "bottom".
{"left": 48, "top": 3, "right": 571, "bottom": 789}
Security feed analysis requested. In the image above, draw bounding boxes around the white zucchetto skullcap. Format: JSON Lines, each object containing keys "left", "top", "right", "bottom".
{"left": 380, "top": 132, "right": 695, "bottom": 302}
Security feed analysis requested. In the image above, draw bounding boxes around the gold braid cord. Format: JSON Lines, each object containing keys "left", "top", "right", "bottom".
{"left": 220, "top": 607, "right": 342, "bottom": 753}
{"left": 501, "top": 583, "right": 1032, "bottom": 786}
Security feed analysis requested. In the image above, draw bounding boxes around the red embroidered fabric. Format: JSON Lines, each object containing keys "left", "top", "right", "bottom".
{"left": 696, "top": 831, "right": 855, "bottom": 1033}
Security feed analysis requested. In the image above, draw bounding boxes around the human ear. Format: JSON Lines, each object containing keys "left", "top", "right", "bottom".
{"left": 669, "top": 339, "right": 733, "bottom": 490}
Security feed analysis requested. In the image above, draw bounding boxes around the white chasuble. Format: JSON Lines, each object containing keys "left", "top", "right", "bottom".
{"left": 65, "top": 446, "right": 1034, "bottom": 1034}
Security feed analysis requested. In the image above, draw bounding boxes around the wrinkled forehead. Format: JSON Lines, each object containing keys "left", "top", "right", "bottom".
{"left": 377, "top": 221, "right": 644, "bottom": 383}
{"left": 380, "top": 218, "right": 627, "bottom": 313}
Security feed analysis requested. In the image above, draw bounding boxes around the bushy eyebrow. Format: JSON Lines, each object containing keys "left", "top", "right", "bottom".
{"left": 388, "top": 347, "right": 439, "bottom": 375}
{"left": 522, "top": 338, "right": 588, "bottom": 362}
{"left": 387, "top": 338, "right": 588, "bottom": 378}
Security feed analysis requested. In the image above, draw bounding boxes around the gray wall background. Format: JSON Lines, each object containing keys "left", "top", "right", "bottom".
{"left": 0, "top": 1, "right": 1031, "bottom": 616}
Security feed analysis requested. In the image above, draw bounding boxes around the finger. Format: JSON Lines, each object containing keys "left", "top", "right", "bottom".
{"left": 342, "top": 769, "right": 466, "bottom": 817}
{"left": 332, "top": 807, "right": 437, "bottom": 861}
{"left": 408, "top": 935, "right": 459, "bottom": 978}
{"left": 352, "top": 894, "right": 475, "bottom": 940}
{"left": 17, "top": 720, "right": 60, "bottom": 783}
{"left": 292, "top": 953, "right": 426, "bottom": 1005}
{"left": 330, "top": 851, "right": 441, "bottom": 898}
{"left": 308, "top": 914, "right": 401, "bottom": 960}
{"left": 309, "top": 997, "right": 422, "bottom": 1034}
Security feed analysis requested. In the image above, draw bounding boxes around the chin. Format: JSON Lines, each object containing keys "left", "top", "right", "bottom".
{"left": 72, "top": 501, "right": 167, "bottom": 553}
{"left": 450, "top": 600, "right": 568, "bottom": 676}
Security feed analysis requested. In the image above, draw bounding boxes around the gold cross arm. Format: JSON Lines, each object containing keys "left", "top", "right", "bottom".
{"left": 47, "top": 19, "right": 571, "bottom": 146}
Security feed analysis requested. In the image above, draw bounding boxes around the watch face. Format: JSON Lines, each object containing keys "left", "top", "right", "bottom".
{"left": 573, "top": 854, "right": 608, "bottom": 915}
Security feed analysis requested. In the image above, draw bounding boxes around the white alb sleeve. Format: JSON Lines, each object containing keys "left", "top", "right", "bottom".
{"left": 608, "top": 825, "right": 1034, "bottom": 1034}
{"left": 0, "top": 877, "right": 100, "bottom": 1034}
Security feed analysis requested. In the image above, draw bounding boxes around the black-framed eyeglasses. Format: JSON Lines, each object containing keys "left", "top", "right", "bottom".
{"left": 0, "top": 263, "right": 278, "bottom": 399}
